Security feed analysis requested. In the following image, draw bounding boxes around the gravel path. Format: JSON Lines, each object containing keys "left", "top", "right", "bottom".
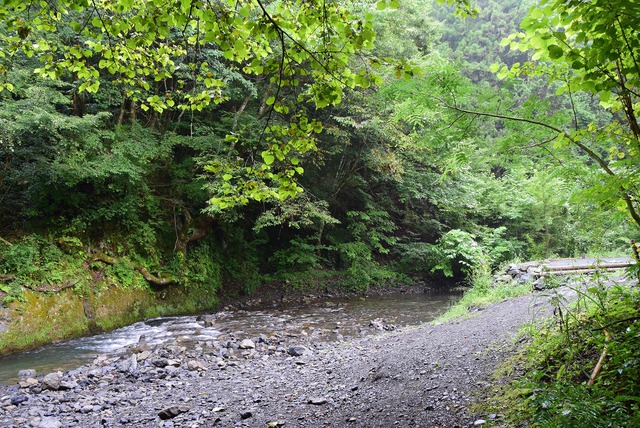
{"left": 0, "top": 292, "right": 554, "bottom": 428}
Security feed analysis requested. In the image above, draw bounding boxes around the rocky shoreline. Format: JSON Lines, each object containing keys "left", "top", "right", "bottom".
{"left": 0, "top": 290, "right": 554, "bottom": 428}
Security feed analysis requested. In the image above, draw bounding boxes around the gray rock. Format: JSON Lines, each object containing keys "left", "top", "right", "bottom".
{"left": 18, "top": 369, "right": 36, "bottom": 379}
{"left": 239, "top": 339, "right": 255, "bottom": 349}
{"left": 288, "top": 345, "right": 309, "bottom": 356}
{"left": 474, "top": 420, "right": 486, "bottom": 426}
{"left": 517, "top": 273, "right": 534, "bottom": 283}
{"left": 308, "top": 397, "right": 328, "bottom": 405}
{"left": 158, "top": 405, "right": 190, "bottom": 420}
{"left": 117, "top": 354, "right": 138, "bottom": 373}
{"left": 533, "top": 278, "right": 545, "bottom": 290}
{"left": 38, "top": 417, "right": 63, "bottom": 428}
{"left": 197, "top": 315, "right": 217, "bottom": 327}
{"left": 240, "top": 410, "right": 253, "bottom": 419}
{"left": 369, "top": 320, "right": 384, "bottom": 331}
{"left": 42, "top": 372, "right": 62, "bottom": 391}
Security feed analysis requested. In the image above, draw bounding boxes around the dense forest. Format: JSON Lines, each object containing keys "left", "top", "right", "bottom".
{"left": 1, "top": 0, "right": 637, "bottom": 303}
{"left": 1, "top": 0, "right": 639, "bottom": 425}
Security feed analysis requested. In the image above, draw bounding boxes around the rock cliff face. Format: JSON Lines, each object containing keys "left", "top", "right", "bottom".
{"left": 0, "top": 284, "right": 218, "bottom": 355}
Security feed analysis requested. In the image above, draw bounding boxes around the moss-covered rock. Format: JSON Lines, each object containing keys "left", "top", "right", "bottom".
{"left": 0, "top": 282, "right": 219, "bottom": 355}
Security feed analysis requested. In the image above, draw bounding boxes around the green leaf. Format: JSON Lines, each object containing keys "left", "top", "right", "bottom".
{"left": 547, "top": 44, "right": 564, "bottom": 59}
{"left": 262, "top": 152, "right": 275, "bottom": 165}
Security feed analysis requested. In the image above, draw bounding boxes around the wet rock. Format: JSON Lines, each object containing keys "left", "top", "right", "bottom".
{"left": 158, "top": 405, "right": 190, "bottom": 420}
{"left": 239, "top": 339, "right": 255, "bottom": 349}
{"left": 18, "top": 369, "right": 36, "bottom": 379}
{"left": 42, "top": 372, "right": 62, "bottom": 391}
{"left": 288, "top": 345, "right": 309, "bottom": 356}
{"left": 369, "top": 320, "right": 384, "bottom": 331}
{"left": 196, "top": 314, "right": 216, "bottom": 327}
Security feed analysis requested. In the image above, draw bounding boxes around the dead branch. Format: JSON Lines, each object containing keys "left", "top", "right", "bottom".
{"left": 588, "top": 326, "right": 611, "bottom": 386}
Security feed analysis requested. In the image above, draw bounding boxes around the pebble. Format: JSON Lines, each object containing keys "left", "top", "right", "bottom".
{"left": 288, "top": 345, "right": 309, "bottom": 356}
{"left": 239, "top": 339, "right": 255, "bottom": 350}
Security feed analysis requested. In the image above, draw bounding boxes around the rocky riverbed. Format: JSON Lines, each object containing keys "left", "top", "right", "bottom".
{"left": 0, "top": 292, "right": 554, "bottom": 428}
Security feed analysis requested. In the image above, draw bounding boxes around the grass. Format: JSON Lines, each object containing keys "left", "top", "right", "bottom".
{"left": 479, "top": 273, "right": 640, "bottom": 427}
{"left": 432, "top": 268, "right": 532, "bottom": 324}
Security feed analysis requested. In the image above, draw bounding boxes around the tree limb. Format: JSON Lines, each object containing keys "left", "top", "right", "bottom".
{"left": 92, "top": 252, "right": 174, "bottom": 286}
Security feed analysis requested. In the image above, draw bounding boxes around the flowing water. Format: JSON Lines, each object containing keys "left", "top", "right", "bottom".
{"left": 0, "top": 288, "right": 461, "bottom": 384}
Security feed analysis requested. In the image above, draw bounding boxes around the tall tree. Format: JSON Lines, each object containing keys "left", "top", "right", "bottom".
{"left": 457, "top": 0, "right": 640, "bottom": 228}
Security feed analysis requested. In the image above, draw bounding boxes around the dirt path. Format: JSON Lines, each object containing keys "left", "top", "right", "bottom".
{"left": 0, "top": 292, "right": 555, "bottom": 428}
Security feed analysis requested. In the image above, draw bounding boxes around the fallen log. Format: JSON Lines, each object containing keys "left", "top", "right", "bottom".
{"left": 543, "top": 268, "right": 628, "bottom": 276}
{"left": 543, "top": 262, "right": 633, "bottom": 272}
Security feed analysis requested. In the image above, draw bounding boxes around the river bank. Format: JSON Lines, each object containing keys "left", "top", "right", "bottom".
{"left": 0, "top": 289, "right": 554, "bottom": 428}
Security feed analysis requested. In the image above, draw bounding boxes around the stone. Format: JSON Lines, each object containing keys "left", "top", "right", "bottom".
{"left": 308, "top": 397, "right": 327, "bottom": 405}
{"left": 517, "top": 273, "right": 534, "bottom": 283}
{"left": 369, "top": 320, "right": 384, "bottom": 331}
{"left": 42, "top": 372, "right": 62, "bottom": 391}
{"left": 187, "top": 360, "right": 207, "bottom": 371}
{"left": 59, "top": 380, "right": 77, "bottom": 390}
{"left": 153, "top": 358, "right": 170, "bottom": 368}
{"left": 117, "top": 354, "right": 138, "bottom": 373}
{"left": 18, "top": 369, "right": 36, "bottom": 379}
{"left": 197, "top": 315, "right": 217, "bottom": 327}
{"left": 137, "top": 350, "right": 153, "bottom": 361}
{"left": 239, "top": 339, "right": 255, "bottom": 349}
{"left": 38, "top": 417, "right": 63, "bottom": 428}
{"left": 287, "top": 345, "right": 309, "bottom": 357}
{"left": 10, "top": 395, "right": 28, "bottom": 405}
{"left": 240, "top": 410, "right": 253, "bottom": 419}
{"left": 533, "top": 279, "right": 545, "bottom": 291}
{"left": 474, "top": 420, "right": 486, "bottom": 426}
{"left": 158, "top": 405, "right": 190, "bottom": 420}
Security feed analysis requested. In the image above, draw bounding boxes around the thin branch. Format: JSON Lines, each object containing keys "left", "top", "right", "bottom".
{"left": 442, "top": 102, "right": 640, "bottom": 227}
{"left": 592, "top": 315, "right": 640, "bottom": 331}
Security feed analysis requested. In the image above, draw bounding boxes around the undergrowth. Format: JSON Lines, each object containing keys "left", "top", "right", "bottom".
{"left": 486, "top": 271, "right": 640, "bottom": 427}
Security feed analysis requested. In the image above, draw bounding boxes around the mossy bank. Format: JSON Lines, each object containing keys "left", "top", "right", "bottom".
{"left": 0, "top": 281, "right": 219, "bottom": 355}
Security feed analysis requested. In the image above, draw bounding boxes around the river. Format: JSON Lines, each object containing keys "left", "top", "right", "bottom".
{"left": 0, "top": 288, "right": 462, "bottom": 384}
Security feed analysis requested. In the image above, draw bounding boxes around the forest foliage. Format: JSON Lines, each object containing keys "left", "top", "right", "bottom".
{"left": 0, "top": 0, "right": 638, "bottom": 306}
{"left": 1, "top": 0, "right": 639, "bottom": 423}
